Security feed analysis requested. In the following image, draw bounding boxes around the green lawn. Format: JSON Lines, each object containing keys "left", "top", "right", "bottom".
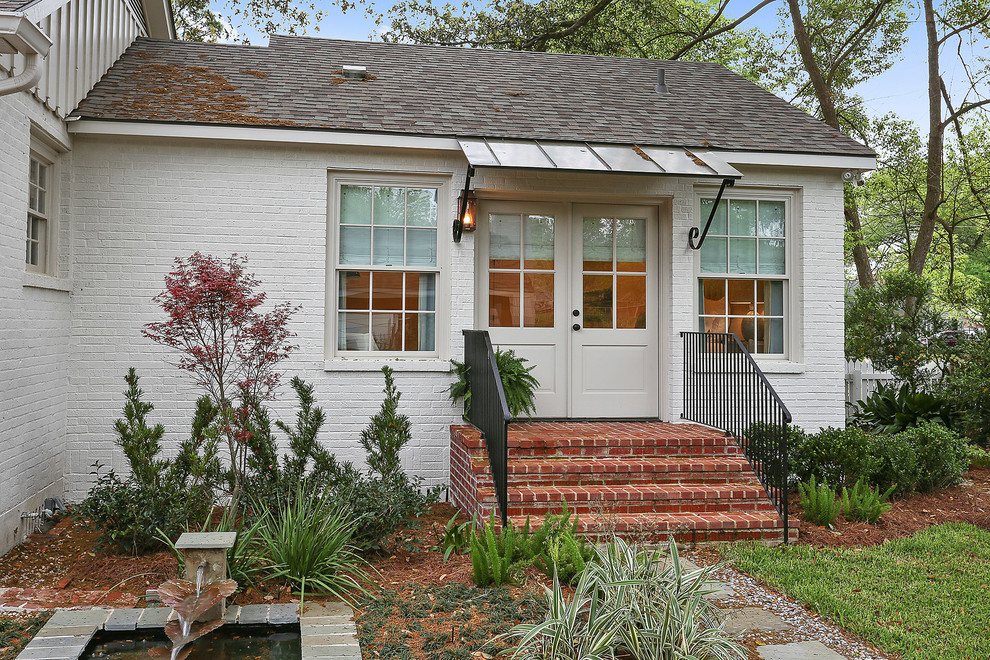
{"left": 722, "top": 523, "right": 990, "bottom": 660}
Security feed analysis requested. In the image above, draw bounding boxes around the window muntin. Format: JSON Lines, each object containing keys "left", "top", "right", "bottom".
{"left": 698, "top": 198, "right": 787, "bottom": 355}
{"left": 26, "top": 157, "right": 49, "bottom": 272}
{"left": 335, "top": 184, "right": 440, "bottom": 354}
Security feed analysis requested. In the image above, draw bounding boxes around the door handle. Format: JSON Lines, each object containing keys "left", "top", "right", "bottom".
{"left": 572, "top": 323, "right": 581, "bottom": 331}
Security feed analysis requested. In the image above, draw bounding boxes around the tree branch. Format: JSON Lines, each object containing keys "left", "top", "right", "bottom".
{"left": 521, "top": 0, "right": 618, "bottom": 50}
{"left": 669, "top": 0, "right": 777, "bottom": 60}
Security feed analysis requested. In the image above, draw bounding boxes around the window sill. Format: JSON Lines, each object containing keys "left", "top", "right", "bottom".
{"left": 324, "top": 358, "right": 452, "bottom": 373}
{"left": 752, "top": 361, "right": 805, "bottom": 374}
{"left": 22, "top": 272, "right": 72, "bottom": 292}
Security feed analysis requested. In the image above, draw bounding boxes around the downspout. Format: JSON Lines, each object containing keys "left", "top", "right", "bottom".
{"left": 0, "top": 13, "right": 53, "bottom": 97}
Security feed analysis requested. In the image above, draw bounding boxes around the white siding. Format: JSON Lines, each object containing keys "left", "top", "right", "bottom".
{"left": 0, "top": 0, "right": 145, "bottom": 119}
{"left": 64, "top": 133, "right": 847, "bottom": 500}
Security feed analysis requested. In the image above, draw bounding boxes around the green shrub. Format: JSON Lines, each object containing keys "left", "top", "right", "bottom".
{"left": 75, "top": 369, "right": 223, "bottom": 554}
{"left": 360, "top": 366, "right": 412, "bottom": 481}
{"left": 850, "top": 382, "right": 956, "bottom": 434}
{"left": 942, "top": 333, "right": 990, "bottom": 445}
{"left": 257, "top": 484, "right": 371, "bottom": 605}
{"left": 865, "top": 432, "right": 920, "bottom": 497}
{"left": 470, "top": 513, "right": 532, "bottom": 587}
{"left": 433, "top": 514, "right": 472, "bottom": 561}
{"left": 526, "top": 504, "right": 594, "bottom": 585}
{"left": 841, "top": 478, "right": 894, "bottom": 524}
{"left": 896, "top": 422, "right": 970, "bottom": 492}
{"left": 798, "top": 476, "right": 841, "bottom": 527}
{"left": 968, "top": 444, "right": 990, "bottom": 468}
{"left": 450, "top": 347, "right": 540, "bottom": 418}
{"left": 790, "top": 426, "right": 875, "bottom": 487}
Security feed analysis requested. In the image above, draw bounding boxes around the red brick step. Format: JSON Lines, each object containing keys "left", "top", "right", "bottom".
{"left": 497, "top": 457, "right": 760, "bottom": 486}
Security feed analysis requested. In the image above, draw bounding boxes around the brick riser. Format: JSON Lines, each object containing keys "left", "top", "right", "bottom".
{"left": 449, "top": 422, "right": 794, "bottom": 544}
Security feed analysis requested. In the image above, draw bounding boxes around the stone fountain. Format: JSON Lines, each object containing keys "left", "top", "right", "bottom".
{"left": 150, "top": 532, "right": 238, "bottom": 659}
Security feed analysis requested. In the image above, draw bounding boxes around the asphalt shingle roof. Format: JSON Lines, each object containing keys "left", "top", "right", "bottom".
{"left": 73, "top": 35, "right": 874, "bottom": 157}
{"left": 0, "top": 0, "right": 33, "bottom": 11}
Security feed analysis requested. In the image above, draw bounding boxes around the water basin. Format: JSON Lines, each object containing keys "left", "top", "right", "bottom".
{"left": 80, "top": 624, "right": 301, "bottom": 659}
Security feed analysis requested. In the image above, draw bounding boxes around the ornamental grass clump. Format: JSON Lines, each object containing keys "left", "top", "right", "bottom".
{"left": 506, "top": 537, "right": 745, "bottom": 660}
{"left": 258, "top": 484, "right": 371, "bottom": 605}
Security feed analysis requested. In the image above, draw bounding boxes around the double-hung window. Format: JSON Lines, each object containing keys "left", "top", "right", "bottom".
{"left": 334, "top": 182, "right": 441, "bottom": 355}
{"left": 698, "top": 197, "right": 787, "bottom": 355}
{"left": 26, "top": 155, "right": 51, "bottom": 273}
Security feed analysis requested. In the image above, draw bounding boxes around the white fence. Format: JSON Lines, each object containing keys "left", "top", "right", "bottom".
{"left": 845, "top": 360, "right": 896, "bottom": 409}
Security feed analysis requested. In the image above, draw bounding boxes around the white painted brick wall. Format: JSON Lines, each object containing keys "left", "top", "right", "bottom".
{"left": 0, "top": 90, "right": 73, "bottom": 555}
{"left": 64, "top": 134, "right": 847, "bottom": 500}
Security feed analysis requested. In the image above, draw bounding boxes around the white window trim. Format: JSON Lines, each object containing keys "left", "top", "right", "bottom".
{"left": 692, "top": 186, "right": 801, "bottom": 364}
{"left": 326, "top": 171, "right": 452, "bottom": 362}
{"left": 26, "top": 142, "right": 57, "bottom": 276}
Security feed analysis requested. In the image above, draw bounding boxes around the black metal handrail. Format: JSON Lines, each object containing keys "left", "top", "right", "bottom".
{"left": 462, "top": 330, "right": 511, "bottom": 526}
{"left": 680, "top": 331, "right": 792, "bottom": 543}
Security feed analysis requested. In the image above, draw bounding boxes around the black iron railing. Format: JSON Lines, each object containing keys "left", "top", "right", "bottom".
{"left": 681, "top": 331, "right": 792, "bottom": 543}
{"left": 462, "top": 330, "right": 511, "bottom": 526}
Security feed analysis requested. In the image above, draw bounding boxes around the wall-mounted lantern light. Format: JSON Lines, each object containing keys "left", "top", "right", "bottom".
{"left": 453, "top": 166, "right": 476, "bottom": 243}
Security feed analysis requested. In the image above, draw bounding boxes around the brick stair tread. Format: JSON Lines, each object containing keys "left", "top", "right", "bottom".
{"left": 482, "top": 483, "right": 769, "bottom": 503}
{"left": 490, "top": 456, "right": 755, "bottom": 476}
{"left": 508, "top": 510, "right": 786, "bottom": 532}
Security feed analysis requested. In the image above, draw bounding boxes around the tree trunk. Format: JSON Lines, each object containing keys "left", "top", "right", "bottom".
{"left": 788, "top": 0, "right": 875, "bottom": 288}
{"left": 910, "top": 0, "right": 943, "bottom": 277}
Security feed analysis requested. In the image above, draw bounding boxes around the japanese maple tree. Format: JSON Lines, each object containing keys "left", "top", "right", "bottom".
{"left": 144, "top": 252, "right": 299, "bottom": 510}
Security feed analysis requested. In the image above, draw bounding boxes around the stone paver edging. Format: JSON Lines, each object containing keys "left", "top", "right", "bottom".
{"left": 14, "top": 601, "right": 360, "bottom": 660}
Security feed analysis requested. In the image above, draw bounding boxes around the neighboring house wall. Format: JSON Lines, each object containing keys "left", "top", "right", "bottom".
{"left": 0, "top": 0, "right": 152, "bottom": 554}
{"left": 64, "top": 131, "right": 847, "bottom": 499}
{"left": 65, "top": 135, "right": 472, "bottom": 498}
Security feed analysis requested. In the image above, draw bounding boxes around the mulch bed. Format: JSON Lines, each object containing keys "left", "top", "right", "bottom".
{"left": 792, "top": 466, "right": 990, "bottom": 548}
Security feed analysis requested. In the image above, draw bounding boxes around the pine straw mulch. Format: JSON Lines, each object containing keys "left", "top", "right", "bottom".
{"left": 792, "top": 466, "right": 990, "bottom": 548}
{"left": 0, "top": 612, "right": 52, "bottom": 660}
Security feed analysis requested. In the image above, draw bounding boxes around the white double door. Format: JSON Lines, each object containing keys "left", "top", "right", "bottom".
{"left": 479, "top": 200, "right": 660, "bottom": 418}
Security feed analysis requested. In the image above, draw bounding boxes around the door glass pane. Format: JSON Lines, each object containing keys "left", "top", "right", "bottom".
{"left": 700, "top": 237, "right": 727, "bottom": 273}
{"left": 372, "top": 271, "right": 403, "bottom": 310}
{"left": 700, "top": 279, "right": 726, "bottom": 315}
{"left": 340, "top": 186, "right": 372, "bottom": 225}
{"left": 616, "top": 275, "right": 646, "bottom": 328}
{"left": 490, "top": 214, "right": 521, "bottom": 269}
{"left": 523, "top": 273, "right": 554, "bottom": 327}
{"left": 338, "top": 312, "right": 370, "bottom": 351}
{"left": 339, "top": 271, "right": 370, "bottom": 310}
{"left": 583, "top": 218, "right": 613, "bottom": 271}
{"left": 406, "top": 273, "right": 436, "bottom": 311}
{"left": 729, "top": 238, "right": 757, "bottom": 273}
{"left": 405, "top": 313, "right": 436, "bottom": 351}
{"left": 758, "top": 238, "right": 785, "bottom": 274}
{"left": 583, "top": 274, "right": 613, "bottom": 328}
{"left": 700, "top": 199, "right": 727, "bottom": 235}
{"left": 339, "top": 226, "right": 371, "bottom": 265}
{"left": 729, "top": 200, "right": 757, "bottom": 236}
{"left": 406, "top": 188, "right": 438, "bottom": 227}
{"left": 524, "top": 215, "right": 555, "bottom": 269}
{"left": 489, "top": 272, "right": 520, "bottom": 327}
{"left": 371, "top": 312, "right": 403, "bottom": 350}
{"left": 615, "top": 218, "right": 646, "bottom": 272}
{"left": 373, "top": 187, "right": 405, "bottom": 225}
{"left": 406, "top": 228, "right": 437, "bottom": 267}
{"left": 758, "top": 201, "right": 785, "bottom": 237}
{"left": 372, "top": 227, "right": 404, "bottom": 266}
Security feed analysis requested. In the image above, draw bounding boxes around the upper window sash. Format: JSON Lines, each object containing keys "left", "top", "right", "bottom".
{"left": 698, "top": 198, "right": 787, "bottom": 277}
{"left": 336, "top": 184, "right": 440, "bottom": 269}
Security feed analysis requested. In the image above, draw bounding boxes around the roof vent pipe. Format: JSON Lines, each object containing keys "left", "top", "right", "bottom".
{"left": 655, "top": 68, "right": 669, "bottom": 94}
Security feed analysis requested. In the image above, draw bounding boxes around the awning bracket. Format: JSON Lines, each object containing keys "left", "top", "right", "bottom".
{"left": 688, "top": 178, "right": 735, "bottom": 250}
{"left": 453, "top": 165, "right": 475, "bottom": 243}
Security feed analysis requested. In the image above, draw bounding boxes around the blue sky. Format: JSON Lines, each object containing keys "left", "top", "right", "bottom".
{"left": 232, "top": 0, "right": 983, "bottom": 132}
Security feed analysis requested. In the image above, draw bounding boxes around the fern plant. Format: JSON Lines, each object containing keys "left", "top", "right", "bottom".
{"left": 450, "top": 348, "right": 540, "bottom": 418}
{"left": 841, "top": 478, "right": 894, "bottom": 524}
{"left": 798, "top": 475, "right": 841, "bottom": 528}
{"left": 527, "top": 503, "right": 594, "bottom": 585}
{"left": 469, "top": 512, "right": 532, "bottom": 586}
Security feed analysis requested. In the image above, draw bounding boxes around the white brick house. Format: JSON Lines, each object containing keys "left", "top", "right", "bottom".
{"left": 0, "top": 9, "right": 874, "bottom": 551}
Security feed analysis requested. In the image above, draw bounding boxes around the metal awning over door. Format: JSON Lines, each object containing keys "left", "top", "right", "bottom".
{"left": 456, "top": 137, "right": 742, "bottom": 179}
